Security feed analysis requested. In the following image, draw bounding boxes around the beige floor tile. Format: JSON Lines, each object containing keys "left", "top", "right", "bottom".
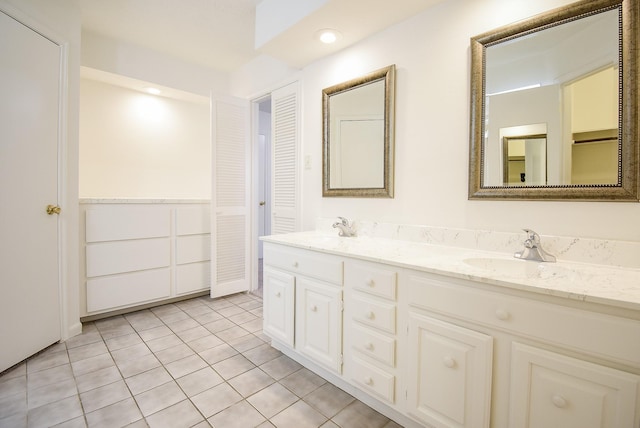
{"left": 125, "top": 366, "right": 172, "bottom": 396}
{"left": 134, "top": 381, "right": 186, "bottom": 417}
{"left": 279, "top": 368, "right": 326, "bottom": 398}
{"left": 164, "top": 354, "right": 207, "bottom": 379}
{"left": 303, "top": 383, "right": 354, "bottom": 418}
{"left": 259, "top": 355, "right": 302, "bottom": 380}
{"left": 207, "top": 400, "right": 266, "bottom": 428}
{"left": 270, "top": 400, "right": 327, "bottom": 428}
{"left": 27, "top": 395, "right": 83, "bottom": 428}
{"left": 191, "top": 382, "right": 242, "bottom": 418}
{"left": 331, "top": 400, "right": 390, "bottom": 428}
{"left": 84, "top": 397, "right": 142, "bottom": 428}
{"left": 145, "top": 399, "right": 203, "bottom": 428}
{"left": 227, "top": 367, "right": 274, "bottom": 397}
{"left": 247, "top": 383, "right": 298, "bottom": 419}
{"left": 79, "top": 380, "right": 131, "bottom": 413}
{"left": 175, "top": 367, "right": 223, "bottom": 397}
{"left": 211, "top": 354, "right": 255, "bottom": 380}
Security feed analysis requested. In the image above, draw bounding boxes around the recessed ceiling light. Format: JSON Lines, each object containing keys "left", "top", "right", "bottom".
{"left": 316, "top": 29, "right": 341, "bottom": 44}
{"left": 144, "top": 87, "right": 161, "bottom": 95}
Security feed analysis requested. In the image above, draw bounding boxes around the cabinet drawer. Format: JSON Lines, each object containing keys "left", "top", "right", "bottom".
{"left": 350, "top": 324, "right": 396, "bottom": 367}
{"left": 407, "top": 273, "right": 640, "bottom": 367}
{"left": 349, "top": 356, "right": 395, "bottom": 404}
{"left": 345, "top": 260, "right": 397, "bottom": 300}
{"left": 351, "top": 293, "right": 396, "bottom": 334}
{"left": 264, "top": 243, "right": 343, "bottom": 285}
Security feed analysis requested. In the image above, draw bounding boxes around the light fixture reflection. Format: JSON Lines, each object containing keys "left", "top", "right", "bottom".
{"left": 144, "top": 87, "right": 161, "bottom": 95}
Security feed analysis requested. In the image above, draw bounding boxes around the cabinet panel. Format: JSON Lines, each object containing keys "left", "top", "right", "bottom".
{"left": 263, "top": 268, "right": 295, "bottom": 347}
{"left": 86, "top": 206, "right": 170, "bottom": 243}
{"left": 346, "top": 260, "right": 397, "bottom": 300}
{"left": 87, "top": 269, "right": 171, "bottom": 313}
{"left": 265, "top": 243, "right": 343, "bottom": 284}
{"left": 351, "top": 293, "right": 396, "bottom": 334}
{"left": 510, "top": 343, "right": 640, "bottom": 428}
{"left": 349, "top": 356, "right": 395, "bottom": 404}
{"left": 407, "top": 312, "right": 493, "bottom": 428}
{"left": 86, "top": 238, "right": 170, "bottom": 277}
{"left": 350, "top": 324, "right": 396, "bottom": 367}
{"left": 295, "top": 277, "right": 342, "bottom": 373}
{"left": 407, "top": 273, "right": 640, "bottom": 367}
{"left": 176, "top": 261, "right": 210, "bottom": 295}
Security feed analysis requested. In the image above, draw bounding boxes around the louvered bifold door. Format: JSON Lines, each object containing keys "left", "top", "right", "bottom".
{"left": 211, "top": 96, "right": 250, "bottom": 298}
{"left": 271, "top": 82, "right": 300, "bottom": 235}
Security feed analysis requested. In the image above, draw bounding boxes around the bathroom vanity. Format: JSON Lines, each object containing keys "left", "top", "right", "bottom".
{"left": 261, "top": 229, "right": 640, "bottom": 428}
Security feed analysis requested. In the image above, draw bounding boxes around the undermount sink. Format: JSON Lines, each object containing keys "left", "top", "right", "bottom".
{"left": 463, "top": 257, "right": 575, "bottom": 279}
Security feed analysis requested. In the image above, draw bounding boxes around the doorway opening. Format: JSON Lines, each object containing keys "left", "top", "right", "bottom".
{"left": 253, "top": 96, "right": 272, "bottom": 298}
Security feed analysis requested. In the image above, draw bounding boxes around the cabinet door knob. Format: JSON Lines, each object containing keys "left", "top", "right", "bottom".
{"left": 551, "top": 394, "right": 567, "bottom": 408}
{"left": 310, "top": 305, "right": 318, "bottom": 312}
{"left": 364, "top": 376, "right": 373, "bottom": 385}
{"left": 366, "top": 279, "right": 375, "bottom": 287}
{"left": 365, "top": 343, "right": 374, "bottom": 351}
{"left": 495, "top": 309, "right": 510, "bottom": 321}
{"left": 292, "top": 261, "right": 299, "bottom": 268}
{"left": 275, "top": 291, "right": 281, "bottom": 297}
{"left": 443, "top": 356, "right": 456, "bottom": 368}
{"left": 366, "top": 311, "right": 375, "bottom": 320}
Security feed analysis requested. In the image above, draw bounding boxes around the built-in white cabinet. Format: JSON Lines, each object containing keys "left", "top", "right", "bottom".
{"left": 295, "top": 277, "right": 342, "bottom": 373}
{"left": 407, "top": 312, "right": 493, "bottom": 428}
{"left": 81, "top": 202, "right": 211, "bottom": 316}
{"left": 262, "top": 240, "right": 640, "bottom": 428}
{"left": 344, "top": 260, "right": 399, "bottom": 405}
{"left": 263, "top": 243, "right": 343, "bottom": 374}
{"left": 509, "top": 342, "right": 639, "bottom": 428}
{"left": 263, "top": 267, "right": 295, "bottom": 346}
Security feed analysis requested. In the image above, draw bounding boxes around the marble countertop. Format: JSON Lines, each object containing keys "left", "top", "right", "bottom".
{"left": 262, "top": 231, "right": 640, "bottom": 312}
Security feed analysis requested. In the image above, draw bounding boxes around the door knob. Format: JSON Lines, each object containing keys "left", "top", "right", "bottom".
{"left": 259, "top": 201, "right": 265, "bottom": 206}
{"left": 46, "top": 205, "right": 61, "bottom": 215}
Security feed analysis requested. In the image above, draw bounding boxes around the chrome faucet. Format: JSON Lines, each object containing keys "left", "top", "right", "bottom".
{"left": 514, "top": 229, "right": 556, "bottom": 262}
{"left": 332, "top": 217, "right": 356, "bottom": 237}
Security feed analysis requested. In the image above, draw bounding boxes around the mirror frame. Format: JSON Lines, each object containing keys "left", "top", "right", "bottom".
{"left": 469, "top": 0, "right": 639, "bottom": 200}
{"left": 323, "top": 64, "right": 396, "bottom": 198}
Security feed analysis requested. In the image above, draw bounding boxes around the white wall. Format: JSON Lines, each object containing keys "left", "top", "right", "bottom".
{"left": 1, "top": 0, "right": 81, "bottom": 338}
{"left": 235, "top": 0, "right": 640, "bottom": 242}
{"left": 81, "top": 30, "right": 229, "bottom": 98}
{"left": 80, "top": 79, "right": 211, "bottom": 199}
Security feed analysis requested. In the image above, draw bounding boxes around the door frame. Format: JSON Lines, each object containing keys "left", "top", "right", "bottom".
{"left": 0, "top": 2, "right": 73, "bottom": 341}
{"left": 248, "top": 77, "right": 302, "bottom": 292}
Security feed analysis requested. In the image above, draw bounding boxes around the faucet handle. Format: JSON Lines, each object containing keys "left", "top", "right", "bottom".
{"left": 522, "top": 229, "right": 540, "bottom": 245}
{"left": 337, "top": 216, "right": 350, "bottom": 226}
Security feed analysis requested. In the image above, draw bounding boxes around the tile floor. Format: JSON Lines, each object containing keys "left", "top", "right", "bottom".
{"left": 0, "top": 292, "right": 402, "bottom": 428}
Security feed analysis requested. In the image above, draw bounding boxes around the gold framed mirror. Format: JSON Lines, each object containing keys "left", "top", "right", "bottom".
{"left": 469, "top": 0, "right": 638, "bottom": 200}
{"left": 323, "top": 65, "right": 395, "bottom": 198}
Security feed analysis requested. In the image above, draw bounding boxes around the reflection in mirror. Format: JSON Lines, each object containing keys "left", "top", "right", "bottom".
{"left": 323, "top": 65, "right": 395, "bottom": 197}
{"left": 469, "top": 0, "right": 639, "bottom": 200}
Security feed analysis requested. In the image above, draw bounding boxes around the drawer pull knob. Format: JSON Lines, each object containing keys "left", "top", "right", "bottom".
{"left": 366, "top": 279, "right": 375, "bottom": 287}
{"left": 364, "top": 377, "right": 373, "bottom": 385}
{"left": 443, "top": 356, "right": 456, "bottom": 369}
{"left": 495, "top": 309, "right": 510, "bottom": 321}
{"left": 310, "top": 305, "right": 318, "bottom": 312}
{"left": 551, "top": 395, "right": 567, "bottom": 409}
{"left": 365, "top": 343, "right": 375, "bottom": 351}
{"left": 275, "top": 291, "right": 281, "bottom": 297}
{"left": 366, "top": 311, "right": 375, "bottom": 320}
{"left": 293, "top": 261, "right": 299, "bottom": 268}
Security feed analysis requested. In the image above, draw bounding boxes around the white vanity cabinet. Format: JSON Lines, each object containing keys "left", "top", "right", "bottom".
{"left": 261, "top": 237, "right": 640, "bottom": 428}
{"left": 263, "top": 243, "right": 344, "bottom": 374}
{"left": 343, "top": 260, "right": 399, "bottom": 404}
{"left": 406, "top": 270, "right": 640, "bottom": 428}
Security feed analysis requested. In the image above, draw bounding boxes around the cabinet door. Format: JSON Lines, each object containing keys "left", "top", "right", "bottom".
{"left": 510, "top": 342, "right": 639, "bottom": 428}
{"left": 295, "top": 277, "right": 343, "bottom": 373}
{"left": 263, "top": 268, "right": 295, "bottom": 346}
{"left": 407, "top": 313, "right": 493, "bottom": 428}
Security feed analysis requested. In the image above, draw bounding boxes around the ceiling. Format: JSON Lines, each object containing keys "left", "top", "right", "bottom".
{"left": 76, "top": 0, "right": 443, "bottom": 73}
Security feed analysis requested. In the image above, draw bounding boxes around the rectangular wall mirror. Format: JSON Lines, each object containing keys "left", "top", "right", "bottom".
{"left": 323, "top": 65, "right": 395, "bottom": 198}
{"left": 469, "top": 0, "right": 638, "bottom": 200}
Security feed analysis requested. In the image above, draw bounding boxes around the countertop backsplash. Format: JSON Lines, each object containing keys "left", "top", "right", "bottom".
{"left": 315, "top": 218, "right": 640, "bottom": 270}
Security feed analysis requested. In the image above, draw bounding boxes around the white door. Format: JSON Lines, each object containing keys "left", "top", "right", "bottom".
{"left": 211, "top": 96, "right": 251, "bottom": 298}
{"left": 0, "top": 10, "right": 62, "bottom": 372}
{"left": 271, "top": 82, "right": 300, "bottom": 234}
